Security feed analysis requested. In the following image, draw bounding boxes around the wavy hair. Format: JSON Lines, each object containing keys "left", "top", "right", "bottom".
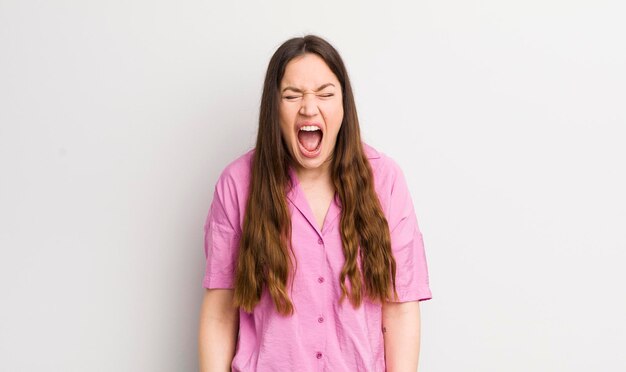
{"left": 234, "top": 35, "right": 397, "bottom": 315}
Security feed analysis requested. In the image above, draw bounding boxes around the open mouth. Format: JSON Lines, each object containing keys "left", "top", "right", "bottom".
{"left": 297, "top": 125, "right": 323, "bottom": 156}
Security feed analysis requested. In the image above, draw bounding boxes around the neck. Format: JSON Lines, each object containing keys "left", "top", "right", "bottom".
{"left": 295, "top": 161, "right": 333, "bottom": 186}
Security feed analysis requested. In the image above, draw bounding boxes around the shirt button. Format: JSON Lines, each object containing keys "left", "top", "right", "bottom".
{"left": 318, "top": 316, "right": 324, "bottom": 323}
{"left": 316, "top": 352, "right": 323, "bottom": 359}
{"left": 317, "top": 238, "right": 323, "bottom": 245}
{"left": 317, "top": 277, "right": 324, "bottom": 283}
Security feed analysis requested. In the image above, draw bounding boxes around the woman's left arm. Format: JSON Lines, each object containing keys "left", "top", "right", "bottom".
{"left": 382, "top": 300, "right": 421, "bottom": 372}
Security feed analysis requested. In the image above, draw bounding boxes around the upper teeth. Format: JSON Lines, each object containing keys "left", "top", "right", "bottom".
{"left": 300, "top": 125, "right": 321, "bottom": 131}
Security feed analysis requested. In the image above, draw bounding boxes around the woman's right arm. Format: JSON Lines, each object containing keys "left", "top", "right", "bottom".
{"left": 198, "top": 288, "right": 239, "bottom": 372}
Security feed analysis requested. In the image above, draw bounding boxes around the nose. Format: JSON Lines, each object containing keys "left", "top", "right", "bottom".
{"left": 298, "top": 93, "right": 319, "bottom": 117}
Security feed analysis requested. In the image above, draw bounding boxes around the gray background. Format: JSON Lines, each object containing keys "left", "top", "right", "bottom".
{"left": 1, "top": 0, "right": 624, "bottom": 371}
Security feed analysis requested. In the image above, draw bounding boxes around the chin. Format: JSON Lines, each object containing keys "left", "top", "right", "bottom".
{"left": 299, "top": 155, "right": 331, "bottom": 170}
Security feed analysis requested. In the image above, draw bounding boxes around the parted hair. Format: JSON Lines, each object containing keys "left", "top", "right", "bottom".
{"left": 234, "top": 35, "right": 398, "bottom": 315}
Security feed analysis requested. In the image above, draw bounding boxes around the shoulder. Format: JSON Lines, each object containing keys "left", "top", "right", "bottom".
{"left": 214, "top": 148, "right": 254, "bottom": 195}
{"left": 217, "top": 148, "right": 254, "bottom": 182}
{"left": 362, "top": 142, "right": 413, "bottom": 220}
{"left": 210, "top": 148, "right": 255, "bottom": 231}
{"left": 362, "top": 142, "right": 404, "bottom": 186}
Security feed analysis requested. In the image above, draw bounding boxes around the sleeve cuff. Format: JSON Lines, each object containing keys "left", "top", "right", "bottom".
{"left": 202, "top": 274, "right": 234, "bottom": 289}
{"left": 392, "top": 285, "right": 432, "bottom": 302}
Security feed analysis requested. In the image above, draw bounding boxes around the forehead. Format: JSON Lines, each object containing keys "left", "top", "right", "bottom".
{"left": 280, "top": 53, "right": 340, "bottom": 88}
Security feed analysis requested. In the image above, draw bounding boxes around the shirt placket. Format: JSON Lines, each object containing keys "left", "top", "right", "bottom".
{"left": 286, "top": 167, "right": 342, "bottom": 370}
{"left": 316, "top": 196, "right": 342, "bottom": 371}
{"left": 315, "top": 233, "right": 328, "bottom": 371}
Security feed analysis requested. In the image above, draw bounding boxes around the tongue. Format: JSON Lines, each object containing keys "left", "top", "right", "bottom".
{"left": 298, "top": 130, "right": 322, "bottom": 152}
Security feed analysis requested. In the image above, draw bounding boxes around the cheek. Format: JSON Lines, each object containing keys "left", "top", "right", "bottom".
{"left": 278, "top": 104, "right": 287, "bottom": 123}
{"left": 326, "top": 102, "right": 344, "bottom": 130}
{"left": 278, "top": 106, "right": 294, "bottom": 134}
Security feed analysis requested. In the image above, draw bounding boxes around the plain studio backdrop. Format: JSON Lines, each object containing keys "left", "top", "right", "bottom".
{"left": 1, "top": 1, "right": 624, "bottom": 371}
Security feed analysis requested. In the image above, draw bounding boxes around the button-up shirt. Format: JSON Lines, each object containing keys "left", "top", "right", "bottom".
{"left": 203, "top": 142, "right": 432, "bottom": 371}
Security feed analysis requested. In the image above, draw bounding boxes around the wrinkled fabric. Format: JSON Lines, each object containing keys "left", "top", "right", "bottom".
{"left": 203, "top": 142, "right": 431, "bottom": 372}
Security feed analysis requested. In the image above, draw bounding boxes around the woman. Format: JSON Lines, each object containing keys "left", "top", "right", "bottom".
{"left": 198, "top": 35, "right": 431, "bottom": 372}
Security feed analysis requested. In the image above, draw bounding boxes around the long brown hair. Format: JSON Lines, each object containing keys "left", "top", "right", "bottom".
{"left": 234, "top": 35, "right": 397, "bottom": 315}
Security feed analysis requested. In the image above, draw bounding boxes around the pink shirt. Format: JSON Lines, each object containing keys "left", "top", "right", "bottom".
{"left": 203, "top": 142, "right": 431, "bottom": 371}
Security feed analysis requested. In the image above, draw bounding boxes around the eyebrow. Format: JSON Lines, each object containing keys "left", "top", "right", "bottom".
{"left": 281, "top": 83, "right": 336, "bottom": 93}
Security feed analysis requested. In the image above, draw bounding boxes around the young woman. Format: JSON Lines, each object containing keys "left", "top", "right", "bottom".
{"left": 198, "top": 35, "right": 431, "bottom": 372}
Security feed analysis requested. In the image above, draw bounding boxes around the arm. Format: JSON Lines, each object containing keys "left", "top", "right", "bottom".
{"left": 198, "top": 288, "right": 239, "bottom": 372}
{"left": 382, "top": 300, "right": 421, "bottom": 372}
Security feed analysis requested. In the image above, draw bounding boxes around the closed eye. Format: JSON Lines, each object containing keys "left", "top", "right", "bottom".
{"left": 282, "top": 92, "right": 335, "bottom": 101}
{"left": 283, "top": 95, "right": 302, "bottom": 101}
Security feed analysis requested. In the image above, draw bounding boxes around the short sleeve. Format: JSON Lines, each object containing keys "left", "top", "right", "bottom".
{"left": 202, "top": 175, "right": 242, "bottom": 289}
{"left": 385, "top": 160, "right": 432, "bottom": 302}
